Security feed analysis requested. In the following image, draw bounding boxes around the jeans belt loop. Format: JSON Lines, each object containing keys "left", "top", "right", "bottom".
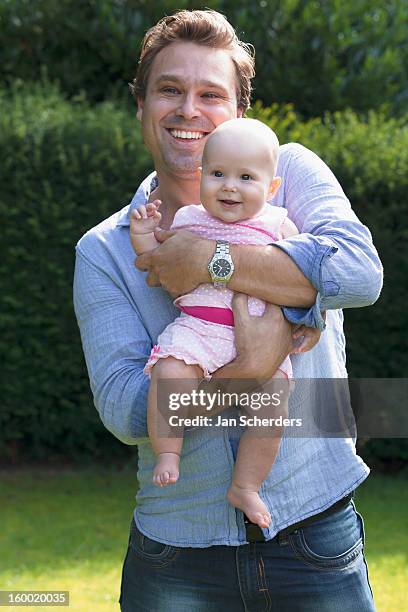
{"left": 244, "top": 518, "right": 266, "bottom": 543}
{"left": 277, "top": 528, "right": 289, "bottom": 546}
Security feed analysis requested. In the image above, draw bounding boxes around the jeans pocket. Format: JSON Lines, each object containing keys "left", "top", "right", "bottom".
{"left": 289, "top": 502, "right": 364, "bottom": 571}
{"left": 129, "top": 518, "right": 180, "bottom": 568}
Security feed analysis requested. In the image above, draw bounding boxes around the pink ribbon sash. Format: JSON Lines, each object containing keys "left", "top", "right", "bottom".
{"left": 180, "top": 305, "right": 234, "bottom": 327}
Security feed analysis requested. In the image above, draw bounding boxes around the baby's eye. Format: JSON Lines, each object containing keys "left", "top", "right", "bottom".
{"left": 213, "top": 170, "right": 223, "bottom": 177}
{"left": 241, "top": 174, "right": 252, "bottom": 181}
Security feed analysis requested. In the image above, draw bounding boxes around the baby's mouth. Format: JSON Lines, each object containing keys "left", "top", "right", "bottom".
{"left": 220, "top": 199, "right": 241, "bottom": 206}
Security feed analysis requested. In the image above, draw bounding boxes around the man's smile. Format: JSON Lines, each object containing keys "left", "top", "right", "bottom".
{"left": 168, "top": 129, "right": 208, "bottom": 140}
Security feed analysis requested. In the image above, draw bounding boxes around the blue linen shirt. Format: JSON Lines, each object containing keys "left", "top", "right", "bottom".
{"left": 73, "top": 143, "right": 383, "bottom": 546}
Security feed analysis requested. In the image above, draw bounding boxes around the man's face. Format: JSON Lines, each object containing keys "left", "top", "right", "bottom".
{"left": 137, "top": 42, "right": 242, "bottom": 176}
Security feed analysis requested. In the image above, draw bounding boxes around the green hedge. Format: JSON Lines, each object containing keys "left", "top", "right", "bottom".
{"left": 1, "top": 83, "right": 406, "bottom": 460}
{"left": 0, "top": 83, "right": 151, "bottom": 460}
{"left": 1, "top": 0, "right": 406, "bottom": 118}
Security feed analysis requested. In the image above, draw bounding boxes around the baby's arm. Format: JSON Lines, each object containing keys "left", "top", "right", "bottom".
{"left": 281, "top": 216, "right": 299, "bottom": 239}
{"left": 130, "top": 200, "right": 162, "bottom": 255}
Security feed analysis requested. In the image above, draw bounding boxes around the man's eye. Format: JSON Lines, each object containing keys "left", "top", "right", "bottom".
{"left": 161, "top": 87, "right": 179, "bottom": 94}
{"left": 203, "top": 92, "right": 219, "bottom": 99}
{"left": 213, "top": 171, "right": 223, "bottom": 177}
{"left": 241, "top": 174, "right": 252, "bottom": 181}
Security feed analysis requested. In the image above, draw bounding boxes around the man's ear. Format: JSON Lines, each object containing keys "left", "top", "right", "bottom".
{"left": 268, "top": 177, "right": 282, "bottom": 198}
{"left": 136, "top": 98, "right": 144, "bottom": 121}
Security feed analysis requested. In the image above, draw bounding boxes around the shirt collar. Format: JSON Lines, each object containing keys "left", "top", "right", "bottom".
{"left": 116, "top": 171, "right": 158, "bottom": 227}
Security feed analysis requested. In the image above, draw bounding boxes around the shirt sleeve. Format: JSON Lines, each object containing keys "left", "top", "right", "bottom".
{"left": 73, "top": 245, "right": 150, "bottom": 443}
{"left": 275, "top": 144, "right": 383, "bottom": 330}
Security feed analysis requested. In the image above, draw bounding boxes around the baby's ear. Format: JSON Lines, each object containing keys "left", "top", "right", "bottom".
{"left": 269, "top": 176, "right": 281, "bottom": 198}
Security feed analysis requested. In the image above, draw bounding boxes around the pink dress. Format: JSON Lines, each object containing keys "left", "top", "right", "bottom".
{"left": 144, "top": 204, "right": 293, "bottom": 380}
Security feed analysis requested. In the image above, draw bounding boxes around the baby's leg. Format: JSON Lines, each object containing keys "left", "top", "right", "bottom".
{"left": 227, "top": 370, "right": 290, "bottom": 529}
{"left": 227, "top": 433, "right": 281, "bottom": 528}
{"left": 148, "top": 357, "right": 203, "bottom": 487}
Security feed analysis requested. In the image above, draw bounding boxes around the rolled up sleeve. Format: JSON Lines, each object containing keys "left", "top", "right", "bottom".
{"left": 275, "top": 144, "right": 383, "bottom": 329}
{"left": 73, "top": 246, "right": 150, "bottom": 443}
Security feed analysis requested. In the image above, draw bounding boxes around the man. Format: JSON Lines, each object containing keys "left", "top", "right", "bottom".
{"left": 74, "top": 9, "right": 382, "bottom": 611}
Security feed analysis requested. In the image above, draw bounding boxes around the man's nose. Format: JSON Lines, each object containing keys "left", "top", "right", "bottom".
{"left": 175, "top": 93, "right": 200, "bottom": 119}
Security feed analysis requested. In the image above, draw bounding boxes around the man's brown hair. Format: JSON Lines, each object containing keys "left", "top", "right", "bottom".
{"left": 129, "top": 9, "right": 255, "bottom": 113}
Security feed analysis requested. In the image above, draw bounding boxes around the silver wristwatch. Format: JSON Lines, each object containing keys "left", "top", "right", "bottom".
{"left": 208, "top": 240, "right": 235, "bottom": 288}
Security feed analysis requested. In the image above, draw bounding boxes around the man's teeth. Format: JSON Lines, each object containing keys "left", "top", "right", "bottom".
{"left": 170, "top": 129, "right": 204, "bottom": 140}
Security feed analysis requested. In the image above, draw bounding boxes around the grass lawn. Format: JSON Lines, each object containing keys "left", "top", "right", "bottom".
{"left": 0, "top": 465, "right": 406, "bottom": 611}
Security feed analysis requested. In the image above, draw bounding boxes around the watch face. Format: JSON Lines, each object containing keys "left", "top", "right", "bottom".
{"left": 212, "top": 258, "right": 231, "bottom": 278}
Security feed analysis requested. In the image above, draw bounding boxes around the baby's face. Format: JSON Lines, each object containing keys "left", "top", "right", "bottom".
{"left": 200, "top": 130, "right": 277, "bottom": 223}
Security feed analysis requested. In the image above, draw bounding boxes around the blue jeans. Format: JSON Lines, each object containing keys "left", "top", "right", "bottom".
{"left": 119, "top": 501, "right": 375, "bottom": 611}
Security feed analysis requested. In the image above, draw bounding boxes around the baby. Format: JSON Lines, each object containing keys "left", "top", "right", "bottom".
{"left": 131, "top": 118, "right": 321, "bottom": 528}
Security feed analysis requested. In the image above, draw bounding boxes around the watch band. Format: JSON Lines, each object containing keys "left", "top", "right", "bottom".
{"left": 215, "top": 240, "right": 230, "bottom": 258}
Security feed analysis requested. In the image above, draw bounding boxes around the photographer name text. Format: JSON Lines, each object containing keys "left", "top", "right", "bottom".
{"left": 168, "top": 415, "right": 302, "bottom": 427}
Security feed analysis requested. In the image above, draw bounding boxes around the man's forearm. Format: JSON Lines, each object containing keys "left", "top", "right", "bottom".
{"left": 228, "top": 243, "right": 316, "bottom": 307}
{"left": 139, "top": 231, "right": 316, "bottom": 306}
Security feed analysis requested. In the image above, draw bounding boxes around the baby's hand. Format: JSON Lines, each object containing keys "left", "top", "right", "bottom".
{"left": 130, "top": 200, "right": 162, "bottom": 235}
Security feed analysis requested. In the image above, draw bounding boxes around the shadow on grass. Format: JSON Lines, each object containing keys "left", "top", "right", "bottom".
{"left": 1, "top": 466, "right": 407, "bottom": 575}
{"left": 1, "top": 466, "right": 139, "bottom": 574}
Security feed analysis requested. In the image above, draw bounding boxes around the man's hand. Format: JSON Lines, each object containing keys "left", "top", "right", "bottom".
{"left": 197, "top": 295, "right": 294, "bottom": 404}
{"left": 135, "top": 228, "right": 214, "bottom": 296}
{"left": 227, "top": 294, "right": 293, "bottom": 383}
{"left": 291, "top": 312, "right": 326, "bottom": 354}
{"left": 291, "top": 326, "right": 320, "bottom": 354}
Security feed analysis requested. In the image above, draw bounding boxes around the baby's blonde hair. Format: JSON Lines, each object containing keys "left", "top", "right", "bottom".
{"left": 203, "top": 118, "right": 279, "bottom": 174}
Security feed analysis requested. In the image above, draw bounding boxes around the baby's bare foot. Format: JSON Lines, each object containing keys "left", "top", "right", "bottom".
{"left": 227, "top": 482, "right": 271, "bottom": 529}
{"left": 153, "top": 452, "right": 180, "bottom": 487}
